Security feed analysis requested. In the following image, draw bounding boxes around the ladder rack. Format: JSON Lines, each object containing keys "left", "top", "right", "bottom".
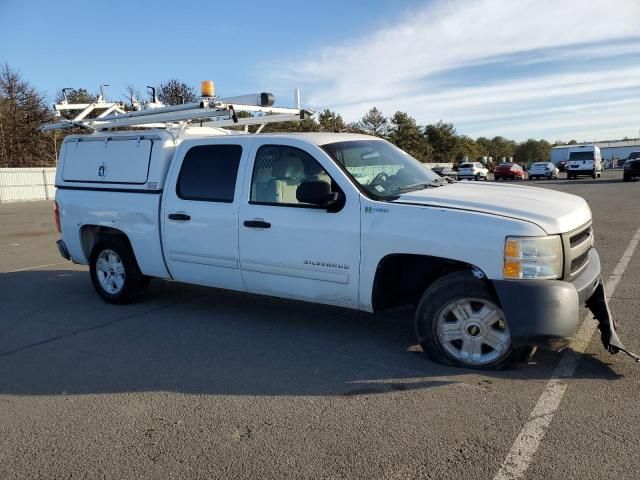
{"left": 41, "top": 87, "right": 313, "bottom": 133}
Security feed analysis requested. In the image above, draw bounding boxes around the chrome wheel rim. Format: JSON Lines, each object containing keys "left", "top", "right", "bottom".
{"left": 96, "top": 249, "right": 125, "bottom": 294}
{"left": 436, "top": 297, "right": 511, "bottom": 366}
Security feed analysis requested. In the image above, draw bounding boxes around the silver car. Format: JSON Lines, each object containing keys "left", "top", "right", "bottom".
{"left": 528, "top": 162, "right": 559, "bottom": 180}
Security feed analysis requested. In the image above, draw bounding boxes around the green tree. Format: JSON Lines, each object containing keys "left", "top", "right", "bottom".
{"left": 513, "top": 139, "right": 552, "bottom": 164}
{"left": 567, "top": 139, "right": 577, "bottom": 145}
{"left": 157, "top": 79, "right": 197, "bottom": 105}
{"left": 475, "top": 136, "right": 492, "bottom": 156}
{"left": 424, "top": 121, "right": 458, "bottom": 162}
{"left": 318, "top": 109, "right": 345, "bottom": 132}
{"left": 454, "top": 135, "right": 480, "bottom": 162}
{"left": 0, "top": 63, "right": 54, "bottom": 167}
{"left": 358, "top": 107, "right": 388, "bottom": 137}
{"left": 387, "top": 111, "right": 431, "bottom": 161}
{"left": 489, "top": 136, "right": 517, "bottom": 161}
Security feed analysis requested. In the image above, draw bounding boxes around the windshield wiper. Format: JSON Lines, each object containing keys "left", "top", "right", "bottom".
{"left": 393, "top": 181, "right": 443, "bottom": 193}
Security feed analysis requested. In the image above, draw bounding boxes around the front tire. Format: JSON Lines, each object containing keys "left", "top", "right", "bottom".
{"left": 415, "top": 271, "right": 534, "bottom": 369}
{"left": 90, "top": 237, "right": 148, "bottom": 304}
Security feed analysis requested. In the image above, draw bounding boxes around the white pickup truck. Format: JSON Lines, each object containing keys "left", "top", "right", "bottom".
{"left": 53, "top": 127, "right": 630, "bottom": 369}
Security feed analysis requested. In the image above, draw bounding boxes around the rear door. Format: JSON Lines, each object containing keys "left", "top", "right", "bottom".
{"left": 162, "top": 138, "right": 251, "bottom": 290}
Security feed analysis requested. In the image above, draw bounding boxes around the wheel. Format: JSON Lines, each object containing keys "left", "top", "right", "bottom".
{"left": 415, "top": 271, "right": 535, "bottom": 369}
{"left": 475, "top": 173, "right": 480, "bottom": 181}
{"left": 495, "top": 176, "right": 501, "bottom": 181}
{"left": 624, "top": 173, "right": 632, "bottom": 182}
{"left": 89, "top": 237, "right": 148, "bottom": 304}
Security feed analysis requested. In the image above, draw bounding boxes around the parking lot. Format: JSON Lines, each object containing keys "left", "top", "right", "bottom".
{"left": 1, "top": 170, "right": 639, "bottom": 479}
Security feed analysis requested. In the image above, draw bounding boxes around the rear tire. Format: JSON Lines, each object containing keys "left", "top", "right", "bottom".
{"left": 415, "top": 271, "right": 535, "bottom": 370}
{"left": 89, "top": 237, "right": 148, "bottom": 304}
{"left": 624, "top": 173, "right": 632, "bottom": 182}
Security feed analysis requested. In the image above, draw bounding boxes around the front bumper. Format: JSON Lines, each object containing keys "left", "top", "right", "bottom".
{"left": 492, "top": 249, "right": 601, "bottom": 349}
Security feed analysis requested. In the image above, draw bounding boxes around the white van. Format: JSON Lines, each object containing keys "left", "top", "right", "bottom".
{"left": 566, "top": 145, "right": 602, "bottom": 179}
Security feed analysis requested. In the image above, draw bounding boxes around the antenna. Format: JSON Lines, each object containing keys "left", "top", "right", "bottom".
{"left": 294, "top": 88, "right": 301, "bottom": 110}
{"left": 147, "top": 86, "right": 157, "bottom": 104}
{"left": 99, "top": 84, "right": 110, "bottom": 102}
{"left": 61, "top": 88, "right": 73, "bottom": 104}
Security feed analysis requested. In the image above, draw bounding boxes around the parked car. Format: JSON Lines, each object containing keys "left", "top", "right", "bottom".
{"left": 556, "top": 160, "right": 568, "bottom": 172}
{"left": 431, "top": 165, "right": 458, "bottom": 181}
{"left": 494, "top": 163, "right": 525, "bottom": 180}
{"left": 528, "top": 162, "right": 559, "bottom": 180}
{"left": 566, "top": 145, "right": 602, "bottom": 179}
{"left": 457, "top": 162, "right": 489, "bottom": 180}
{"left": 54, "top": 129, "right": 611, "bottom": 370}
{"left": 623, "top": 151, "right": 640, "bottom": 182}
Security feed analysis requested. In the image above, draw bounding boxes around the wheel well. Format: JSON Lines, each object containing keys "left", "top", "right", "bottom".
{"left": 371, "top": 254, "right": 484, "bottom": 312}
{"left": 79, "top": 225, "right": 133, "bottom": 262}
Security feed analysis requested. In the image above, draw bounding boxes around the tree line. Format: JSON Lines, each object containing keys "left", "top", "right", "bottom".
{"left": 0, "top": 64, "right": 567, "bottom": 168}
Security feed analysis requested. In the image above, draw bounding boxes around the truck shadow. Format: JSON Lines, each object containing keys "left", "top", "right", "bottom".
{"left": 0, "top": 269, "right": 623, "bottom": 397}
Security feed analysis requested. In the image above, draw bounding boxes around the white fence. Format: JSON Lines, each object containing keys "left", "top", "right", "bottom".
{"left": 0, "top": 168, "right": 56, "bottom": 203}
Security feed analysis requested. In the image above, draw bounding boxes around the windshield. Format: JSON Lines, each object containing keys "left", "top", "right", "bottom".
{"left": 532, "top": 163, "right": 548, "bottom": 167}
{"left": 569, "top": 151, "right": 595, "bottom": 161}
{"left": 459, "top": 163, "right": 473, "bottom": 168}
{"left": 321, "top": 140, "right": 441, "bottom": 198}
{"left": 628, "top": 152, "right": 640, "bottom": 160}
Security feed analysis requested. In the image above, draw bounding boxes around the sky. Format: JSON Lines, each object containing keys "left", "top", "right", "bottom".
{"left": 1, "top": 0, "right": 639, "bottom": 142}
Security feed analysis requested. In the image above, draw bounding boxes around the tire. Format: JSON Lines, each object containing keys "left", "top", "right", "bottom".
{"left": 495, "top": 176, "right": 501, "bottom": 181}
{"left": 475, "top": 173, "right": 480, "bottom": 181}
{"left": 89, "top": 237, "right": 148, "bottom": 304}
{"left": 415, "top": 271, "right": 535, "bottom": 369}
{"left": 624, "top": 173, "right": 632, "bottom": 182}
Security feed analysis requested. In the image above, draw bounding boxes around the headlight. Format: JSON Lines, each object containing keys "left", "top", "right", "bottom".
{"left": 503, "top": 235, "right": 563, "bottom": 279}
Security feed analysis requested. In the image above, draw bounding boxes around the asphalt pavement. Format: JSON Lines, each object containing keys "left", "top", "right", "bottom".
{"left": 1, "top": 170, "right": 638, "bottom": 479}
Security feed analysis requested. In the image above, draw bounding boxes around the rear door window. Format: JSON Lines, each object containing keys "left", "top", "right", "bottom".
{"left": 569, "top": 151, "right": 595, "bottom": 161}
{"left": 177, "top": 145, "right": 242, "bottom": 202}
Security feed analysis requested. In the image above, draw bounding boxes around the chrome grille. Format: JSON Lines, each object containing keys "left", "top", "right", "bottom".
{"left": 562, "top": 222, "right": 593, "bottom": 279}
{"left": 570, "top": 227, "right": 592, "bottom": 248}
{"left": 570, "top": 250, "right": 589, "bottom": 273}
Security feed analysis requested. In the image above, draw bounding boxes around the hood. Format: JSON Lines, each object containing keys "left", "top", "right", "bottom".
{"left": 392, "top": 182, "right": 591, "bottom": 234}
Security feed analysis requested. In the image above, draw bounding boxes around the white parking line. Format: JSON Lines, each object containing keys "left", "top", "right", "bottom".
{"left": 2, "top": 261, "right": 69, "bottom": 273}
{"left": 494, "top": 224, "right": 640, "bottom": 480}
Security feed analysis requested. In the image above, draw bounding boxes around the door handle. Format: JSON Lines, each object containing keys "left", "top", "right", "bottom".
{"left": 168, "top": 213, "right": 191, "bottom": 221}
{"left": 243, "top": 220, "right": 271, "bottom": 229}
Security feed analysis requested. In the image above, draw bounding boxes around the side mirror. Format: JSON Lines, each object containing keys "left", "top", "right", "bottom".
{"left": 296, "top": 180, "right": 339, "bottom": 208}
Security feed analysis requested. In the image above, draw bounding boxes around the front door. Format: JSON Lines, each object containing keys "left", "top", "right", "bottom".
{"left": 238, "top": 140, "right": 360, "bottom": 308}
{"left": 162, "top": 140, "right": 248, "bottom": 291}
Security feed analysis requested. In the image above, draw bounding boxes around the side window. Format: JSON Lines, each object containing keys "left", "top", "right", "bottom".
{"left": 177, "top": 145, "right": 242, "bottom": 202}
{"left": 250, "top": 145, "right": 338, "bottom": 206}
